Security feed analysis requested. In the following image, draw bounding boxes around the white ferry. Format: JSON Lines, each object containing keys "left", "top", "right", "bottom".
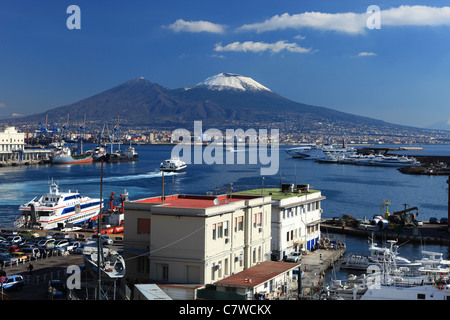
{"left": 14, "top": 180, "right": 103, "bottom": 230}
{"left": 160, "top": 156, "right": 187, "bottom": 172}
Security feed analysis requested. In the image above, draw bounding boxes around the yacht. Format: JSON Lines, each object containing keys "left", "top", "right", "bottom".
{"left": 14, "top": 180, "right": 102, "bottom": 230}
{"left": 160, "top": 156, "right": 187, "bottom": 172}
{"left": 286, "top": 144, "right": 356, "bottom": 160}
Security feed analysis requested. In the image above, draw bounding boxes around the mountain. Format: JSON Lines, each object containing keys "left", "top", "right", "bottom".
{"left": 10, "top": 73, "right": 437, "bottom": 138}
{"left": 187, "top": 72, "right": 272, "bottom": 92}
{"left": 427, "top": 120, "right": 450, "bottom": 131}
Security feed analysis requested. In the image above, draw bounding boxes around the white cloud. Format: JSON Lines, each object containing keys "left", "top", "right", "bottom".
{"left": 237, "top": 5, "right": 450, "bottom": 35}
{"left": 167, "top": 19, "right": 226, "bottom": 34}
{"left": 382, "top": 5, "right": 450, "bottom": 27}
{"left": 357, "top": 52, "right": 376, "bottom": 57}
{"left": 238, "top": 11, "right": 366, "bottom": 35}
{"left": 214, "top": 40, "right": 312, "bottom": 54}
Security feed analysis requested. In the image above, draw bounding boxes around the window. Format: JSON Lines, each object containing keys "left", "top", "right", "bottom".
{"left": 212, "top": 224, "right": 216, "bottom": 240}
{"left": 235, "top": 216, "right": 243, "bottom": 231}
{"left": 224, "top": 221, "right": 229, "bottom": 237}
{"left": 137, "top": 218, "right": 150, "bottom": 234}
{"left": 217, "top": 222, "right": 223, "bottom": 238}
{"left": 253, "top": 212, "right": 262, "bottom": 227}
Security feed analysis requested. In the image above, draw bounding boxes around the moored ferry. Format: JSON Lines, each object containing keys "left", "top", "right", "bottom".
{"left": 14, "top": 180, "right": 102, "bottom": 230}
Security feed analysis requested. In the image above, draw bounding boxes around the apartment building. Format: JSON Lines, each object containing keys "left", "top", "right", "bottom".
{"left": 235, "top": 184, "right": 325, "bottom": 260}
{"left": 123, "top": 193, "right": 272, "bottom": 285}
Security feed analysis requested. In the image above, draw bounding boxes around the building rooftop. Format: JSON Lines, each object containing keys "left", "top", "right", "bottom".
{"left": 214, "top": 261, "right": 299, "bottom": 288}
{"left": 234, "top": 188, "right": 319, "bottom": 200}
{"left": 134, "top": 194, "right": 258, "bottom": 209}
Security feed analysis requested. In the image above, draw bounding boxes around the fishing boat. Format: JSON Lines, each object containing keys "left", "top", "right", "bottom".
{"left": 82, "top": 241, "right": 126, "bottom": 279}
{"left": 14, "top": 180, "right": 102, "bottom": 230}
{"left": 160, "top": 156, "right": 187, "bottom": 172}
{"left": 50, "top": 146, "right": 93, "bottom": 164}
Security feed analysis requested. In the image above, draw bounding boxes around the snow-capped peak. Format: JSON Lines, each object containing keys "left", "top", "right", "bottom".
{"left": 189, "top": 73, "right": 272, "bottom": 92}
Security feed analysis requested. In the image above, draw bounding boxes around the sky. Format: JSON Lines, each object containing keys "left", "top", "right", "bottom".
{"left": 1, "top": 0, "right": 450, "bottom": 129}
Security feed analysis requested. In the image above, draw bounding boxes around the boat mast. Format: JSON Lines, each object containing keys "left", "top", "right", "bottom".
{"left": 97, "top": 159, "right": 104, "bottom": 299}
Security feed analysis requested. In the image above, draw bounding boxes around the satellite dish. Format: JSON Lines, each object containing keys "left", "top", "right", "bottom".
{"left": 213, "top": 198, "right": 220, "bottom": 206}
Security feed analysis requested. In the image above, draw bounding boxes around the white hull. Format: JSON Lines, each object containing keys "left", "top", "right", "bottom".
{"left": 83, "top": 242, "right": 125, "bottom": 279}
{"left": 361, "top": 283, "right": 450, "bottom": 300}
{"left": 160, "top": 157, "right": 187, "bottom": 172}
{"left": 15, "top": 180, "right": 102, "bottom": 230}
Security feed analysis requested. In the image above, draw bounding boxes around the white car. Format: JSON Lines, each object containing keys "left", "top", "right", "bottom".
{"left": 285, "top": 252, "right": 302, "bottom": 263}
{"left": 90, "top": 234, "right": 113, "bottom": 245}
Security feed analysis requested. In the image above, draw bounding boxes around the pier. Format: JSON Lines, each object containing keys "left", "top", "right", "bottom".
{"left": 320, "top": 220, "right": 450, "bottom": 245}
{"left": 298, "top": 248, "right": 345, "bottom": 298}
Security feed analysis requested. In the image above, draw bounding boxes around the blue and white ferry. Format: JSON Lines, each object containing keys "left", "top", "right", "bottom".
{"left": 14, "top": 180, "right": 103, "bottom": 230}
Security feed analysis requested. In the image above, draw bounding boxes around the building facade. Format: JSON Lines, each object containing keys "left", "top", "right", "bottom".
{"left": 0, "top": 126, "right": 25, "bottom": 162}
{"left": 235, "top": 184, "right": 325, "bottom": 261}
{"left": 123, "top": 193, "right": 272, "bottom": 285}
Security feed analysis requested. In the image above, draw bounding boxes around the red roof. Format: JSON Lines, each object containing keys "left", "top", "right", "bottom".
{"left": 214, "top": 261, "right": 300, "bottom": 288}
{"left": 135, "top": 194, "right": 253, "bottom": 209}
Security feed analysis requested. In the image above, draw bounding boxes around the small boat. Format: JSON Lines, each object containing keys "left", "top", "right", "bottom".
{"left": 160, "top": 156, "right": 187, "bottom": 172}
{"left": 82, "top": 241, "right": 125, "bottom": 279}
{"left": 105, "top": 147, "right": 138, "bottom": 162}
{"left": 14, "top": 180, "right": 102, "bottom": 230}
{"left": 124, "top": 145, "right": 139, "bottom": 160}
{"left": 92, "top": 145, "right": 107, "bottom": 162}
{"left": 50, "top": 146, "right": 93, "bottom": 164}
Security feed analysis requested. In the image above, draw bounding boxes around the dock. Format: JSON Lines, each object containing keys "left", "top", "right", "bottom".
{"left": 298, "top": 248, "right": 345, "bottom": 299}
{"left": 320, "top": 220, "right": 450, "bottom": 245}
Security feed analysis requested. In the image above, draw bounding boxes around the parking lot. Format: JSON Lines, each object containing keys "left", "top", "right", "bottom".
{"left": 0, "top": 230, "right": 123, "bottom": 300}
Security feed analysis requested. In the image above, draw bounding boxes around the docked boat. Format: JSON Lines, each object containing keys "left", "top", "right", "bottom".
{"left": 92, "top": 145, "right": 107, "bottom": 162}
{"left": 160, "top": 156, "right": 187, "bottom": 172}
{"left": 124, "top": 145, "right": 139, "bottom": 160}
{"left": 82, "top": 241, "right": 125, "bottom": 279}
{"left": 340, "top": 238, "right": 420, "bottom": 271}
{"left": 14, "top": 180, "right": 102, "bottom": 230}
{"left": 285, "top": 144, "right": 356, "bottom": 160}
{"left": 105, "top": 147, "right": 138, "bottom": 162}
{"left": 50, "top": 146, "right": 93, "bottom": 164}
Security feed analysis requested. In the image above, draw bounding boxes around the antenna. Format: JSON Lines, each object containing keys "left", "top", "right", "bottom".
{"left": 213, "top": 198, "right": 220, "bottom": 206}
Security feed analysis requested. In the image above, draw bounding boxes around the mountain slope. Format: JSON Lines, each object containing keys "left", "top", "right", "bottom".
{"left": 13, "top": 73, "right": 416, "bottom": 133}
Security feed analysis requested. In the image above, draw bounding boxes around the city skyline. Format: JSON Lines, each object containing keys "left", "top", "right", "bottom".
{"left": 1, "top": 1, "right": 450, "bottom": 129}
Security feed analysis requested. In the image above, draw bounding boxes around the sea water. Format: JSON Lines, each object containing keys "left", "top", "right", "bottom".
{"left": 0, "top": 144, "right": 449, "bottom": 262}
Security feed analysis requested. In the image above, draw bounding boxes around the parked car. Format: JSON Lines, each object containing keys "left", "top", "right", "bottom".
{"left": 5, "top": 235, "right": 22, "bottom": 245}
{"left": 19, "top": 230, "right": 40, "bottom": 239}
{"left": 10, "top": 251, "right": 29, "bottom": 263}
{"left": 53, "top": 232, "right": 69, "bottom": 240}
{"left": 90, "top": 234, "right": 113, "bottom": 245}
{"left": 440, "top": 217, "right": 448, "bottom": 225}
{"left": 54, "top": 239, "right": 70, "bottom": 248}
{"left": 285, "top": 252, "right": 302, "bottom": 263}
{"left": 2, "top": 275, "right": 24, "bottom": 291}
{"left": 37, "top": 238, "right": 55, "bottom": 248}
{"left": 0, "top": 253, "right": 18, "bottom": 266}
{"left": 21, "top": 247, "right": 41, "bottom": 259}
{"left": 429, "top": 217, "right": 438, "bottom": 224}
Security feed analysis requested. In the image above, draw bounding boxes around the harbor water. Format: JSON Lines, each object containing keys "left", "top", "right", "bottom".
{"left": 0, "top": 144, "right": 449, "bottom": 267}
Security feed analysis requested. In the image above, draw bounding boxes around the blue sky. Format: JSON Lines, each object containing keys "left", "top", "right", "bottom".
{"left": 1, "top": 0, "right": 450, "bottom": 128}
